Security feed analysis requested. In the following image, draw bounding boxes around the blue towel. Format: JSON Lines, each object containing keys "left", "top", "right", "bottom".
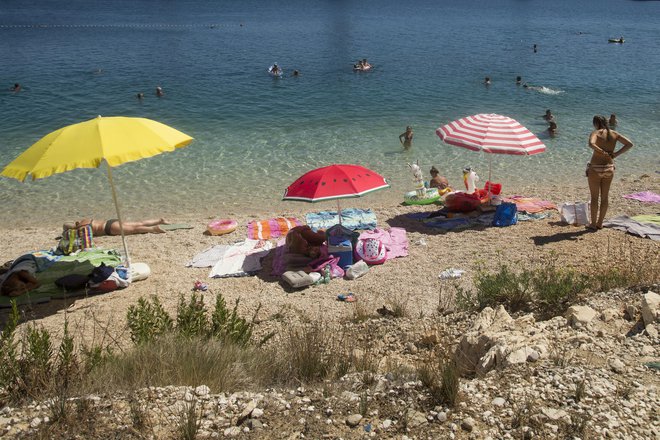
{"left": 306, "top": 208, "right": 377, "bottom": 231}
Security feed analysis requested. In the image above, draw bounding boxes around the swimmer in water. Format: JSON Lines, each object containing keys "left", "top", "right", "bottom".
{"left": 136, "top": 92, "right": 144, "bottom": 100}
{"left": 516, "top": 76, "right": 522, "bottom": 85}
{"left": 10, "top": 83, "right": 21, "bottom": 92}
{"left": 156, "top": 86, "right": 164, "bottom": 97}
{"left": 484, "top": 76, "right": 491, "bottom": 85}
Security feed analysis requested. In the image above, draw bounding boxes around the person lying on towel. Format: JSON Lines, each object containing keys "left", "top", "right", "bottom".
{"left": 0, "top": 259, "right": 40, "bottom": 297}
{"left": 63, "top": 218, "right": 169, "bottom": 236}
{"left": 285, "top": 226, "right": 326, "bottom": 258}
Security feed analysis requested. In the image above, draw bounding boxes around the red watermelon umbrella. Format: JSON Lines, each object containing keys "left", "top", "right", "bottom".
{"left": 282, "top": 164, "right": 390, "bottom": 223}
{"left": 436, "top": 113, "right": 546, "bottom": 194}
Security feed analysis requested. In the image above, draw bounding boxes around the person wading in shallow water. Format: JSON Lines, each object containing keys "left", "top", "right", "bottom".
{"left": 399, "top": 126, "right": 414, "bottom": 149}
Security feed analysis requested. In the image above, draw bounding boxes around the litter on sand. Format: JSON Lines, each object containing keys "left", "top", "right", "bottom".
{"left": 439, "top": 268, "right": 466, "bottom": 279}
{"left": 337, "top": 293, "right": 356, "bottom": 302}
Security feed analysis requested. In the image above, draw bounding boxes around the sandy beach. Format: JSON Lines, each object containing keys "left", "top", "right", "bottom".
{"left": 2, "top": 175, "right": 658, "bottom": 339}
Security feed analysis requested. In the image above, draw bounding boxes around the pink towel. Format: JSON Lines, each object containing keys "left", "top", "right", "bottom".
{"left": 247, "top": 217, "right": 302, "bottom": 240}
{"left": 622, "top": 191, "right": 660, "bottom": 203}
{"left": 358, "top": 227, "right": 409, "bottom": 260}
{"left": 504, "top": 196, "right": 557, "bottom": 213}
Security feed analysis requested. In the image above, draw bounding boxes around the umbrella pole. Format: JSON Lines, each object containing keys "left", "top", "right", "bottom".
{"left": 487, "top": 154, "right": 493, "bottom": 203}
{"left": 106, "top": 162, "right": 131, "bottom": 271}
{"left": 337, "top": 200, "right": 342, "bottom": 225}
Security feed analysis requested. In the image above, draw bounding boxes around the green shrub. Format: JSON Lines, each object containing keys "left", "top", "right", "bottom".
{"left": 473, "top": 263, "right": 534, "bottom": 312}
{"left": 0, "top": 301, "right": 21, "bottom": 402}
{"left": 177, "top": 293, "right": 209, "bottom": 338}
{"left": 126, "top": 296, "right": 174, "bottom": 344}
{"left": 533, "top": 265, "right": 589, "bottom": 319}
{"left": 210, "top": 295, "right": 257, "bottom": 347}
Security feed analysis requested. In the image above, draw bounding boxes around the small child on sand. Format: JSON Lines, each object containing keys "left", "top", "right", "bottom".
{"left": 429, "top": 166, "right": 449, "bottom": 190}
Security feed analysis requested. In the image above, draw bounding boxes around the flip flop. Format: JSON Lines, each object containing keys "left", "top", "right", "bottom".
{"left": 337, "top": 293, "right": 356, "bottom": 302}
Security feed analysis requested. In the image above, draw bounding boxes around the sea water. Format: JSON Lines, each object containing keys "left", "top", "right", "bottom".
{"left": 1, "top": 0, "right": 659, "bottom": 224}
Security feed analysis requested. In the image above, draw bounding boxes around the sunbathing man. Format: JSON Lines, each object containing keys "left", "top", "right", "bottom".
{"left": 63, "top": 218, "right": 168, "bottom": 236}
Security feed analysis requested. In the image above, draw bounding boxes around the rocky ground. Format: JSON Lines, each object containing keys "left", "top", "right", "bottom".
{"left": 1, "top": 288, "right": 658, "bottom": 440}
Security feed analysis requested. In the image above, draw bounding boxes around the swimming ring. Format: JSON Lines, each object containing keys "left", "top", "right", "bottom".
{"left": 403, "top": 187, "right": 441, "bottom": 205}
{"left": 207, "top": 219, "right": 238, "bottom": 236}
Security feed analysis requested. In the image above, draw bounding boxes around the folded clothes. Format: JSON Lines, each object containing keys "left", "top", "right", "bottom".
{"left": 247, "top": 217, "right": 303, "bottom": 240}
{"left": 305, "top": 208, "right": 377, "bottom": 231}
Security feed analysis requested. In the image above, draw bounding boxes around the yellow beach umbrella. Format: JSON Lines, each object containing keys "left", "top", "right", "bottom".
{"left": 1, "top": 116, "right": 194, "bottom": 268}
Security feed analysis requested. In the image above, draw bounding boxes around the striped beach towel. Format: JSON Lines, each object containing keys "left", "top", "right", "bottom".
{"left": 247, "top": 217, "right": 303, "bottom": 240}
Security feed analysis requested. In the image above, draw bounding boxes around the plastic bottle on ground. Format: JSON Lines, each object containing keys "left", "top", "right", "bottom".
{"left": 345, "top": 260, "right": 369, "bottom": 280}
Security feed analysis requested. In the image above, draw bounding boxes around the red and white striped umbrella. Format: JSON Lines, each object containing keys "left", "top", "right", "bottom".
{"left": 436, "top": 113, "right": 546, "bottom": 156}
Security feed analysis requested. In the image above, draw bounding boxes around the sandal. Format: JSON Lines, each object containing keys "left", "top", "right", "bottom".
{"left": 337, "top": 293, "right": 356, "bottom": 302}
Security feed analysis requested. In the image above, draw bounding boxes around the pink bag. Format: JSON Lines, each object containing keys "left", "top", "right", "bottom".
{"left": 309, "top": 255, "right": 345, "bottom": 279}
{"left": 355, "top": 238, "right": 387, "bottom": 265}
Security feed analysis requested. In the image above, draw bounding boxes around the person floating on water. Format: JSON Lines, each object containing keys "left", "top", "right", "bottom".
{"left": 156, "top": 86, "right": 164, "bottom": 97}
{"left": 292, "top": 70, "right": 300, "bottom": 76}
{"left": 516, "top": 76, "right": 522, "bottom": 85}
{"left": 533, "top": 44, "right": 538, "bottom": 53}
{"left": 399, "top": 126, "right": 414, "bottom": 149}
{"left": 136, "top": 92, "right": 144, "bottom": 100}
{"left": 484, "top": 76, "right": 491, "bottom": 85}
{"left": 10, "top": 83, "right": 21, "bottom": 92}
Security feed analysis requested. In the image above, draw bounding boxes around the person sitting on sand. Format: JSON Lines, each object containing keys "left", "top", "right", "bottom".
{"left": 399, "top": 126, "right": 414, "bottom": 149}
{"left": 63, "top": 218, "right": 169, "bottom": 236}
{"left": 429, "top": 166, "right": 449, "bottom": 190}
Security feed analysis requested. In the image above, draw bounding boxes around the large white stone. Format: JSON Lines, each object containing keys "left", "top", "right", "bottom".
{"left": 641, "top": 291, "right": 660, "bottom": 327}
{"left": 566, "top": 305, "right": 598, "bottom": 326}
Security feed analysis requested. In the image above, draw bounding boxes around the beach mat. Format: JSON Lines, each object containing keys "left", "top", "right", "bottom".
{"left": 0, "top": 249, "right": 122, "bottom": 308}
{"left": 160, "top": 223, "right": 194, "bottom": 231}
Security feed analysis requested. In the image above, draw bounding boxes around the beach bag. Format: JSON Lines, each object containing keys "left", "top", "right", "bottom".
{"left": 559, "top": 202, "right": 590, "bottom": 226}
{"left": 492, "top": 202, "right": 518, "bottom": 227}
{"left": 309, "top": 256, "right": 345, "bottom": 279}
{"left": 355, "top": 238, "right": 387, "bottom": 265}
{"left": 58, "top": 224, "right": 94, "bottom": 255}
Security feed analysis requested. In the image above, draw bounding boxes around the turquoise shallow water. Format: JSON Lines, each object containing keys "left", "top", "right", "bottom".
{"left": 1, "top": 0, "right": 659, "bottom": 224}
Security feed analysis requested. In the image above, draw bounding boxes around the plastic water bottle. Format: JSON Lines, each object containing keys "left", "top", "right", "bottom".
{"left": 345, "top": 260, "right": 369, "bottom": 280}
{"left": 323, "top": 266, "right": 331, "bottom": 283}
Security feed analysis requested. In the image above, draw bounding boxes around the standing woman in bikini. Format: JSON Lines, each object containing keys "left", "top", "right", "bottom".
{"left": 586, "top": 115, "right": 633, "bottom": 230}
